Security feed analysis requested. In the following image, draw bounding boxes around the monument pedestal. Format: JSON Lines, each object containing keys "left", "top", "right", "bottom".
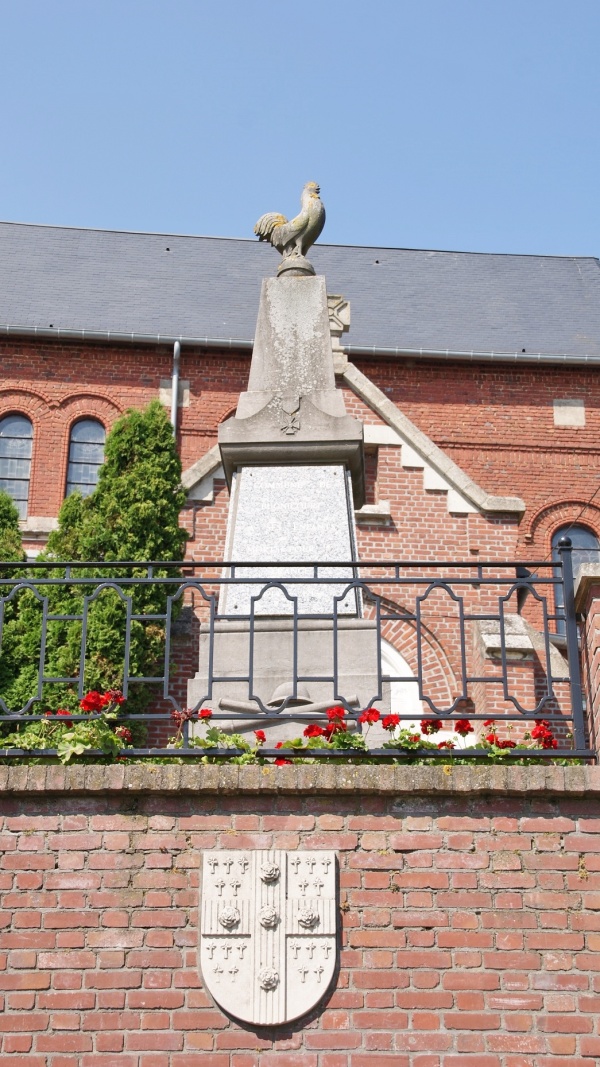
{"left": 188, "top": 270, "right": 374, "bottom": 739}
{"left": 188, "top": 617, "right": 382, "bottom": 743}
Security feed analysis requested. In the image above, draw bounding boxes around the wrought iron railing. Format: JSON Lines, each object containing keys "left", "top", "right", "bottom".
{"left": 0, "top": 538, "right": 592, "bottom": 760}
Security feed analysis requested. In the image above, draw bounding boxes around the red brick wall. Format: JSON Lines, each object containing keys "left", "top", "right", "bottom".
{"left": 0, "top": 339, "right": 246, "bottom": 526}
{"left": 577, "top": 583, "right": 600, "bottom": 752}
{"left": 3, "top": 338, "right": 600, "bottom": 565}
{"left": 354, "top": 356, "right": 600, "bottom": 558}
{"left": 0, "top": 766, "right": 599, "bottom": 1066}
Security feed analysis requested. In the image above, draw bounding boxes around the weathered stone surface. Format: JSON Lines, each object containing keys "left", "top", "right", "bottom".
{"left": 246, "top": 276, "right": 336, "bottom": 402}
{"left": 575, "top": 564, "right": 600, "bottom": 611}
{"left": 219, "top": 465, "right": 357, "bottom": 615}
{"left": 188, "top": 617, "right": 380, "bottom": 743}
{"left": 0, "top": 763, "right": 594, "bottom": 796}
{"left": 553, "top": 397, "right": 585, "bottom": 426}
{"left": 218, "top": 276, "right": 364, "bottom": 505}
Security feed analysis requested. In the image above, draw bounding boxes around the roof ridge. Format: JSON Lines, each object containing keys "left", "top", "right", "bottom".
{"left": 0, "top": 219, "right": 597, "bottom": 262}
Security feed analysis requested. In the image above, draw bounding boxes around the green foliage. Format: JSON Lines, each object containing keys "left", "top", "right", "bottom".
{"left": 0, "top": 703, "right": 578, "bottom": 767}
{"left": 0, "top": 490, "right": 25, "bottom": 568}
{"left": 0, "top": 401, "right": 187, "bottom": 718}
{"left": 0, "top": 706, "right": 124, "bottom": 764}
{"left": 45, "top": 400, "right": 187, "bottom": 565}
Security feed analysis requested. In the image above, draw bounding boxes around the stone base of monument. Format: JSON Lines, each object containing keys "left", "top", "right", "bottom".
{"left": 187, "top": 618, "right": 387, "bottom": 744}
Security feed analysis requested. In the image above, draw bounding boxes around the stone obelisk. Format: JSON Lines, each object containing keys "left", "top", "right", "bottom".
{"left": 188, "top": 184, "right": 378, "bottom": 731}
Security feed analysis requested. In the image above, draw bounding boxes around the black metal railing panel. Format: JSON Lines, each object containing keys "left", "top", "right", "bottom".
{"left": 0, "top": 539, "right": 592, "bottom": 760}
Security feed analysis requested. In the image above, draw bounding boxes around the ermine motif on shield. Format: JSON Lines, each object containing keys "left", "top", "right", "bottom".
{"left": 200, "top": 850, "right": 337, "bottom": 1025}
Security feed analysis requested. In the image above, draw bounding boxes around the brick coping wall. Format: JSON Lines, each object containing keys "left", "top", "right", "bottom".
{"left": 1, "top": 765, "right": 600, "bottom": 1066}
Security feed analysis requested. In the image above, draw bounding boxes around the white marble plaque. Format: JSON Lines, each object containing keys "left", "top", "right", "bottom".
{"left": 220, "top": 465, "right": 358, "bottom": 616}
{"left": 200, "top": 850, "right": 337, "bottom": 1026}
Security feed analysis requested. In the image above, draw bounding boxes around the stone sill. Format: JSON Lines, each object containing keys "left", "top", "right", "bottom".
{"left": 575, "top": 564, "right": 600, "bottom": 612}
{"left": 19, "top": 516, "right": 59, "bottom": 539}
{"left": 0, "top": 763, "right": 597, "bottom": 797}
{"left": 354, "top": 501, "right": 391, "bottom": 525}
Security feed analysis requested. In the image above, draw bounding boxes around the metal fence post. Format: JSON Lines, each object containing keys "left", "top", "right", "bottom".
{"left": 558, "top": 537, "right": 587, "bottom": 750}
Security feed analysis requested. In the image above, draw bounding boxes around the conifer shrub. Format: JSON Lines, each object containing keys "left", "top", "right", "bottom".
{"left": 0, "top": 401, "right": 187, "bottom": 722}
{"left": 0, "top": 490, "right": 25, "bottom": 569}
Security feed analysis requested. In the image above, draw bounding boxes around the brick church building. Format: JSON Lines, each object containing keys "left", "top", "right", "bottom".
{"left": 2, "top": 220, "right": 600, "bottom": 570}
{"left": 2, "top": 220, "right": 600, "bottom": 1064}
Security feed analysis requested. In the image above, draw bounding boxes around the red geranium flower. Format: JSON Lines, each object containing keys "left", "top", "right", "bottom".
{"left": 115, "top": 725, "right": 132, "bottom": 744}
{"left": 381, "top": 714, "right": 400, "bottom": 731}
{"left": 437, "top": 740, "right": 455, "bottom": 750}
{"left": 531, "top": 720, "right": 557, "bottom": 749}
{"left": 103, "top": 689, "right": 126, "bottom": 706}
{"left": 56, "top": 709, "right": 72, "bottom": 718}
{"left": 483, "top": 719, "right": 496, "bottom": 727}
{"left": 80, "top": 690, "right": 105, "bottom": 712}
{"left": 421, "top": 719, "right": 442, "bottom": 735}
{"left": 358, "top": 709, "right": 380, "bottom": 725}
{"left": 485, "top": 732, "right": 498, "bottom": 745}
{"left": 496, "top": 738, "right": 517, "bottom": 749}
{"left": 454, "top": 719, "right": 474, "bottom": 737}
{"left": 326, "top": 706, "right": 346, "bottom": 720}
{"left": 325, "top": 720, "right": 346, "bottom": 738}
{"left": 254, "top": 730, "right": 266, "bottom": 744}
{"left": 274, "top": 742, "right": 292, "bottom": 765}
{"left": 199, "top": 708, "right": 213, "bottom": 720}
{"left": 304, "top": 724, "right": 326, "bottom": 738}
{"left": 409, "top": 734, "right": 421, "bottom": 744}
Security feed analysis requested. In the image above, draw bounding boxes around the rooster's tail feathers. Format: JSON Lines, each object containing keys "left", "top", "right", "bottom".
{"left": 254, "top": 212, "right": 288, "bottom": 241}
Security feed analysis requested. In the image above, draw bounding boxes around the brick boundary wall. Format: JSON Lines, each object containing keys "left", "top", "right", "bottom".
{"left": 1, "top": 765, "right": 600, "bottom": 1067}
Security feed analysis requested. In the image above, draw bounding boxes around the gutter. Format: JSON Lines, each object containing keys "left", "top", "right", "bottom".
{"left": 0, "top": 323, "right": 253, "bottom": 349}
{"left": 2, "top": 322, "right": 600, "bottom": 366}
{"left": 344, "top": 344, "right": 600, "bottom": 366}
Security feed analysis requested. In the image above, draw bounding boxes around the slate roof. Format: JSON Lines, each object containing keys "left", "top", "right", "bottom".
{"left": 1, "top": 220, "right": 600, "bottom": 358}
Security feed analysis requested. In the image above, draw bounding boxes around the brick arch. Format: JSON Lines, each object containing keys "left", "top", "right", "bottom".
{"left": 52, "top": 396, "right": 122, "bottom": 506}
{"left": 0, "top": 387, "right": 52, "bottom": 424}
{"left": 525, "top": 499, "right": 600, "bottom": 557}
{"left": 57, "top": 392, "right": 123, "bottom": 422}
{"left": 363, "top": 591, "right": 458, "bottom": 712}
{"left": 0, "top": 390, "right": 56, "bottom": 517}
{"left": 218, "top": 405, "right": 238, "bottom": 424}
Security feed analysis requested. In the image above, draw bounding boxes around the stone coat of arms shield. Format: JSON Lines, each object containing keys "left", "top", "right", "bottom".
{"left": 201, "top": 849, "right": 337, "bottom": 1025}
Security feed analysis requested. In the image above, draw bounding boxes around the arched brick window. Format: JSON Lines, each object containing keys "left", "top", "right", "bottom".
{"left": 552, "top": 523, "right": 599, "bottom": 633}
{"left": 66, "top": 419, "right": 106, "bottom": 498}
{"left": 0, "top": 413, "right": 33, "bottom": 519}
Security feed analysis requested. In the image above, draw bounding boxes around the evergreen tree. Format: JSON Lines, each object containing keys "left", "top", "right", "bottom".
{"left": 0, "top": 490, "right": 25, "bottom": 567}
{"left": 0, "top": 491, "right": 26, "bottom": 710}
{"left": 0, "top": 401, "right": 187, "bottom": 715}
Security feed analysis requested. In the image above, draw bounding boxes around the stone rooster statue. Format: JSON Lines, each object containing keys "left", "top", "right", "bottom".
{"left": 254, "top": 181, "right": 325, "bottom": 276}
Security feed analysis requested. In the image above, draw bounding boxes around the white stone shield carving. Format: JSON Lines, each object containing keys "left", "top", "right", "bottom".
{"left": 201, "top": 850, "right": 337, "bottom": 1026}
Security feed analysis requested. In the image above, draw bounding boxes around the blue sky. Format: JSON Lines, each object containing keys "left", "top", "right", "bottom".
{"left": 1, "top": 0, "right": 599, "bottom": 255}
